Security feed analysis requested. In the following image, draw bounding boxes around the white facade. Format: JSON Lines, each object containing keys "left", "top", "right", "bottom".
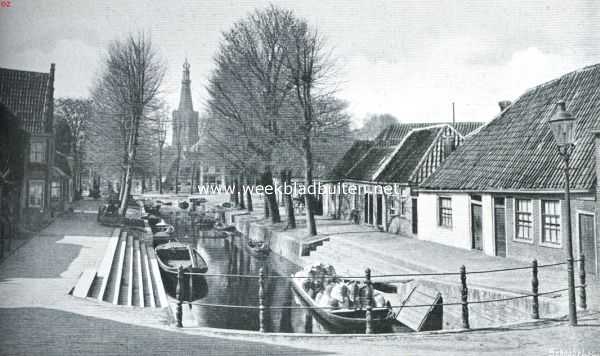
{"left": 417, "top": 192, "right": 495, "bottom": 256}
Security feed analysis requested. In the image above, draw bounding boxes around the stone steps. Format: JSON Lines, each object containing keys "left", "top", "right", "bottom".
{"left": 74, "top": 229, "right": 167, "bottom": 308}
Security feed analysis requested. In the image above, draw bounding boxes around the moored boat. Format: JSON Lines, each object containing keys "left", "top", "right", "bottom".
{"left": 290, "top": 264, "right": 394, "bottom": 331}
{"left": 155, "top": 241, "right": 208, "bottom": 274}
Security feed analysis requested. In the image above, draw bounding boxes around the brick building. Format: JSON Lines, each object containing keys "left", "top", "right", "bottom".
{"left": 0, "top": 64, "right": 71, "bottom": 226}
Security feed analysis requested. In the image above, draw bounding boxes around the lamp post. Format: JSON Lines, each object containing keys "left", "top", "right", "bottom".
{"left": 548, "top": 100, "right": 577, "bottom": 326}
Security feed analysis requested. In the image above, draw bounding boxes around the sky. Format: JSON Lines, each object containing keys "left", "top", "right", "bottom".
{"left": 1, "top": 0, "right": 599, "bottom": 129}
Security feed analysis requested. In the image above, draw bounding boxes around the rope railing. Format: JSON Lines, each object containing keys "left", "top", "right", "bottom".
{"left": 182, "top": 260, "right": 569, "bottom": 279}
{"left": 171, "top": 286, "right": 583, "bottom": 310}
{"left": 172, "top": 255, "right": 589, "bottom": 334}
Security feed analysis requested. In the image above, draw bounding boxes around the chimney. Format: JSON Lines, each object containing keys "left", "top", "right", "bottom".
{"left": 498, "top": 100, "right": 512, "bottom": 112}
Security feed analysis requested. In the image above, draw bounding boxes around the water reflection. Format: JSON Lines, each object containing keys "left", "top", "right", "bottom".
{"left": 159, "top": 206, "right": 405, "bottom": 333}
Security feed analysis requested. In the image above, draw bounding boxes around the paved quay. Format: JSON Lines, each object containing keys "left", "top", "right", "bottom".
{"left": 2, "top": 196, "right": 598, "bottom": 355}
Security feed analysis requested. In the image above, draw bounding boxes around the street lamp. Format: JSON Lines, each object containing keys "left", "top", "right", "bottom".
{"left": 548, "top": 100, "right": 577, "bottom": 326}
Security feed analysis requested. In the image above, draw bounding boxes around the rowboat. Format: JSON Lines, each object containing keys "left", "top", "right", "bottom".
{"left": 155, "top": 241, "right": 208, "bottom": 274}
{"left": 290, "top": 269, "right": 394, "bottom": 331}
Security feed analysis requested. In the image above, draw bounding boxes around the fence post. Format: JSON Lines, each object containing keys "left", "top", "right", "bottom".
{"left": 460, "top": 265, "right": 469, "bottom": 329}
{"left": 258, "top": 267, "right": 265, "bottom": 332}
{"left": 176, "top": 266, "right": 184, "bottom": 328}
{"left": 531, "top": 259, "right": 539, "bottom": 319}
{"left": 579, "top": 254, "right": 587, "bottom": 310}
{"left": 365, "top": 267, "right": 373, "bottom": 334}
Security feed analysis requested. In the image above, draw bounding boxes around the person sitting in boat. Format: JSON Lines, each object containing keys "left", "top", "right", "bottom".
{"left": 330, "top": 283, "right": 351, "bottom": 309}
{"left": 316, "top": 283, "right": 338, "bottom": 309}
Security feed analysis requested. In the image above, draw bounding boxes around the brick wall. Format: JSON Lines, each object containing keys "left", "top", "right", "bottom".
{"left": 505, "top": 194, "right": 593, "bottom": 264}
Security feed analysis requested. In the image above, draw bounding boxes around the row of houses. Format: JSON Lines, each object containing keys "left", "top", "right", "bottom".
{"left": 324, "top": 63, "right": 600, "bottom": 276}
{"left": 0, "top": 64, "right": 73, "bottom": 230}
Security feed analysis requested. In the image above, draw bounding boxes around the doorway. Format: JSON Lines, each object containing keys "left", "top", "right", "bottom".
{"left": 578, "top": 213, "right": 597, "bottom": 275}
{"left": 376, "top": 194, "right": 383, "bottom": 226}
{"left": 364, "top": 193, "right": 373, "bottom": 225}
{"left": 494, "top": 197, "right": 506, "bottom": 257}
{"left": 412, "top": 198, "right": 418, "bottom": 234}
{"left": 471, "top": 203, "right": 483, "bottom": 251}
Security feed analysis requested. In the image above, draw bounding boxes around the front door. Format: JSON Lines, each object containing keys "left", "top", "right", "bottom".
{"left": 494, "top": 197, "right": 506, "bottom": 257}
{"left": 412, "top": 198, "right": 418, "bottom": 234}
{"left": 376, "top": 194, "right": 383, "bottom": 226}
{"left": 471, "top": 204, "right": 483, "bottom": 251}
{"left": 578, "top": 213, "right": 597, "bottom": 275}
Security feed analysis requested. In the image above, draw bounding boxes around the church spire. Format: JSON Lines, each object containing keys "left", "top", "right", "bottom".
{"left": 178, "top": 58, "right": 193, "bottom": 111}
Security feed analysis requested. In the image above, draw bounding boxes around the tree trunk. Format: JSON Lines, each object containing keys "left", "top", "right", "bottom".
{"left": 190, "top": 164, "right": 195, "bottom": 195}
{"left": 233, "top": 178, "right": 240, "bottom": 207}
{"left": 245, "top": 173, "right": 253, "bottom": 212}
{"left": 175, "top": 153, "right": 180, "bottom": 194}
{"left": 158, "top": 146, "right": 163, "bottom": 194}
{"left": 303, "top": 138, "right": 317, "bottom": 236}
{"left": 263, "top": 168, "right": 280, "bottom": 223}
{"left": 282, "top": 169, "right": 296, "bottom": 229}
{"left": 238, "top": 173, "right": 245, "bottom": 209}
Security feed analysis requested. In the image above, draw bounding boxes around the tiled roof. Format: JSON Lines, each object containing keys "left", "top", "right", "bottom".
{"left": 421, "top": 63, "right": 600, "bottom": 192}
{"left": 324, "top": 140, "right": 373, "bottom": 181}
{"left": 375, "top": 122, "right": 483, "bottom": 146}
{"left": 337, "top": 122, "right": 483, "bottom": 182}
{"left": 376, "top": 127, "right": 442, "bottom": 183}
{"left": 0, "top": 66, "right": 54, "bottom": 135}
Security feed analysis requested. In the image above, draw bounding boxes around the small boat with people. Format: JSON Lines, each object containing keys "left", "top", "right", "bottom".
{"left": 155, "top": 241, "right": 208, "bottom": 274}
{"left": 291, "top": 263, "right": 394, "bottom": 331}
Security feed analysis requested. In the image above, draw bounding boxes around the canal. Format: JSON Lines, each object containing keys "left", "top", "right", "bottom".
{"left": 159, "top": 204, "right": 407, "bottom": 334}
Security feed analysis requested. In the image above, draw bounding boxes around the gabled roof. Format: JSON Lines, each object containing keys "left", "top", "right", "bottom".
{"left": 337, "top": 122, "right": 483, "bottom": 183}
{"left": 375, "top": 122, "right": 483, "bottom": 146}
{"left": 421, "top": 63, "right": 600, "bottom": 192}
{"left": 376, "top": 127, "right": 443, "bottom": 183}
{"left": 0, "top": 65, "right": 54, "bottom": 135}
{"left": 323, "top": 140, "right": 373, "bottom": 181}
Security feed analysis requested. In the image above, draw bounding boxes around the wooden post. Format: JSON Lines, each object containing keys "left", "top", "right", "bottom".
{"left": 258, "top": 267, "right": 265, "bottom": 332}
{"left": 579, "top": 254, "right": 587, "bottom": 310}
{"left": 176, "top": 266, "right": 184, "bottom": 328}
{"left": 460, "top": 265, "right": 469, "bottom": 329}
{"left": 531, "top": 259, "right": 539, "bottom": 319}
{"left": 365, "top": 268, "right": 373, "bottom": 334}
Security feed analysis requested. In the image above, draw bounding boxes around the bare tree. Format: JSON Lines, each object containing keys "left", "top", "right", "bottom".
{"left": 284, "top": 18, "right": 343, "bottom": 236}
{"left": 91, "top": 32, "right": 164, "bottom": 214}
{"left": 205, "top": 6, "right": 303, "bottom": 224}
{"left": 54, "top": 98, "right": 92, "bottom": 199}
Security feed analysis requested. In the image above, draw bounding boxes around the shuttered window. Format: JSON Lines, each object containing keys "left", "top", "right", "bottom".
{"left": 541, "top": 200, "right": 561, "bottom": 245}
{"left": 515, "top": 199, "right": 532, "bottom": 241}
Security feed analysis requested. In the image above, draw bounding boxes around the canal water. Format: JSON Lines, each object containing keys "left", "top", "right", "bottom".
{"left": 159, "top": 205, "right": 407, "bottom": 334}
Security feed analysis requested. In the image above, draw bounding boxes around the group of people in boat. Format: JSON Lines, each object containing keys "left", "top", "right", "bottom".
{"left": 299, "top": 263, "right": 386, "bottom": 310}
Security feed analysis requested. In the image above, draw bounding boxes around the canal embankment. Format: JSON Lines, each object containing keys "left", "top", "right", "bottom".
{"left": 225, "top": 206, "right": 590, "bottom": 330}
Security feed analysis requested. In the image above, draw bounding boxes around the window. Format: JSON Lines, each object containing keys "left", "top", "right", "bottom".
{"left": 438, "top": 197, "right": 452, "bottom": 227}
{"left": 28, "top": 180, "right": 44, "bottom": 208}
{"left": 515, "top": 199, "right": 533, "bottom": 241}
{"left": 389, "top": 197, "right": 396, "bottom": 216}
{"left": 30, "top": 141, "right": 46, "bottom": 163}
{"left": 51, "top": 181, "right": 61, "bottom": 201}
{"left": 400, "top": 196, "right": 408, "bottom": 217}
{"left": 542, "top": 200, "right": 561, "bottom": 245}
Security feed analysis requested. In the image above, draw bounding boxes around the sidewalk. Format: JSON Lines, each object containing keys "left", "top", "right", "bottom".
{"left": 231, "top": 204, "right": 599, "bottom": 312}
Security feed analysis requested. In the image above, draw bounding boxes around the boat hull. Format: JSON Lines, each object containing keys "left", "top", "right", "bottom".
{"left": 291, "top": 276, "right": 392, "bottom": 332}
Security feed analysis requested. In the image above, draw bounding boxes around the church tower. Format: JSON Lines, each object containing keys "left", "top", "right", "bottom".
{"left": 172, "top": 59, "right": 199, "bottom": 150}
